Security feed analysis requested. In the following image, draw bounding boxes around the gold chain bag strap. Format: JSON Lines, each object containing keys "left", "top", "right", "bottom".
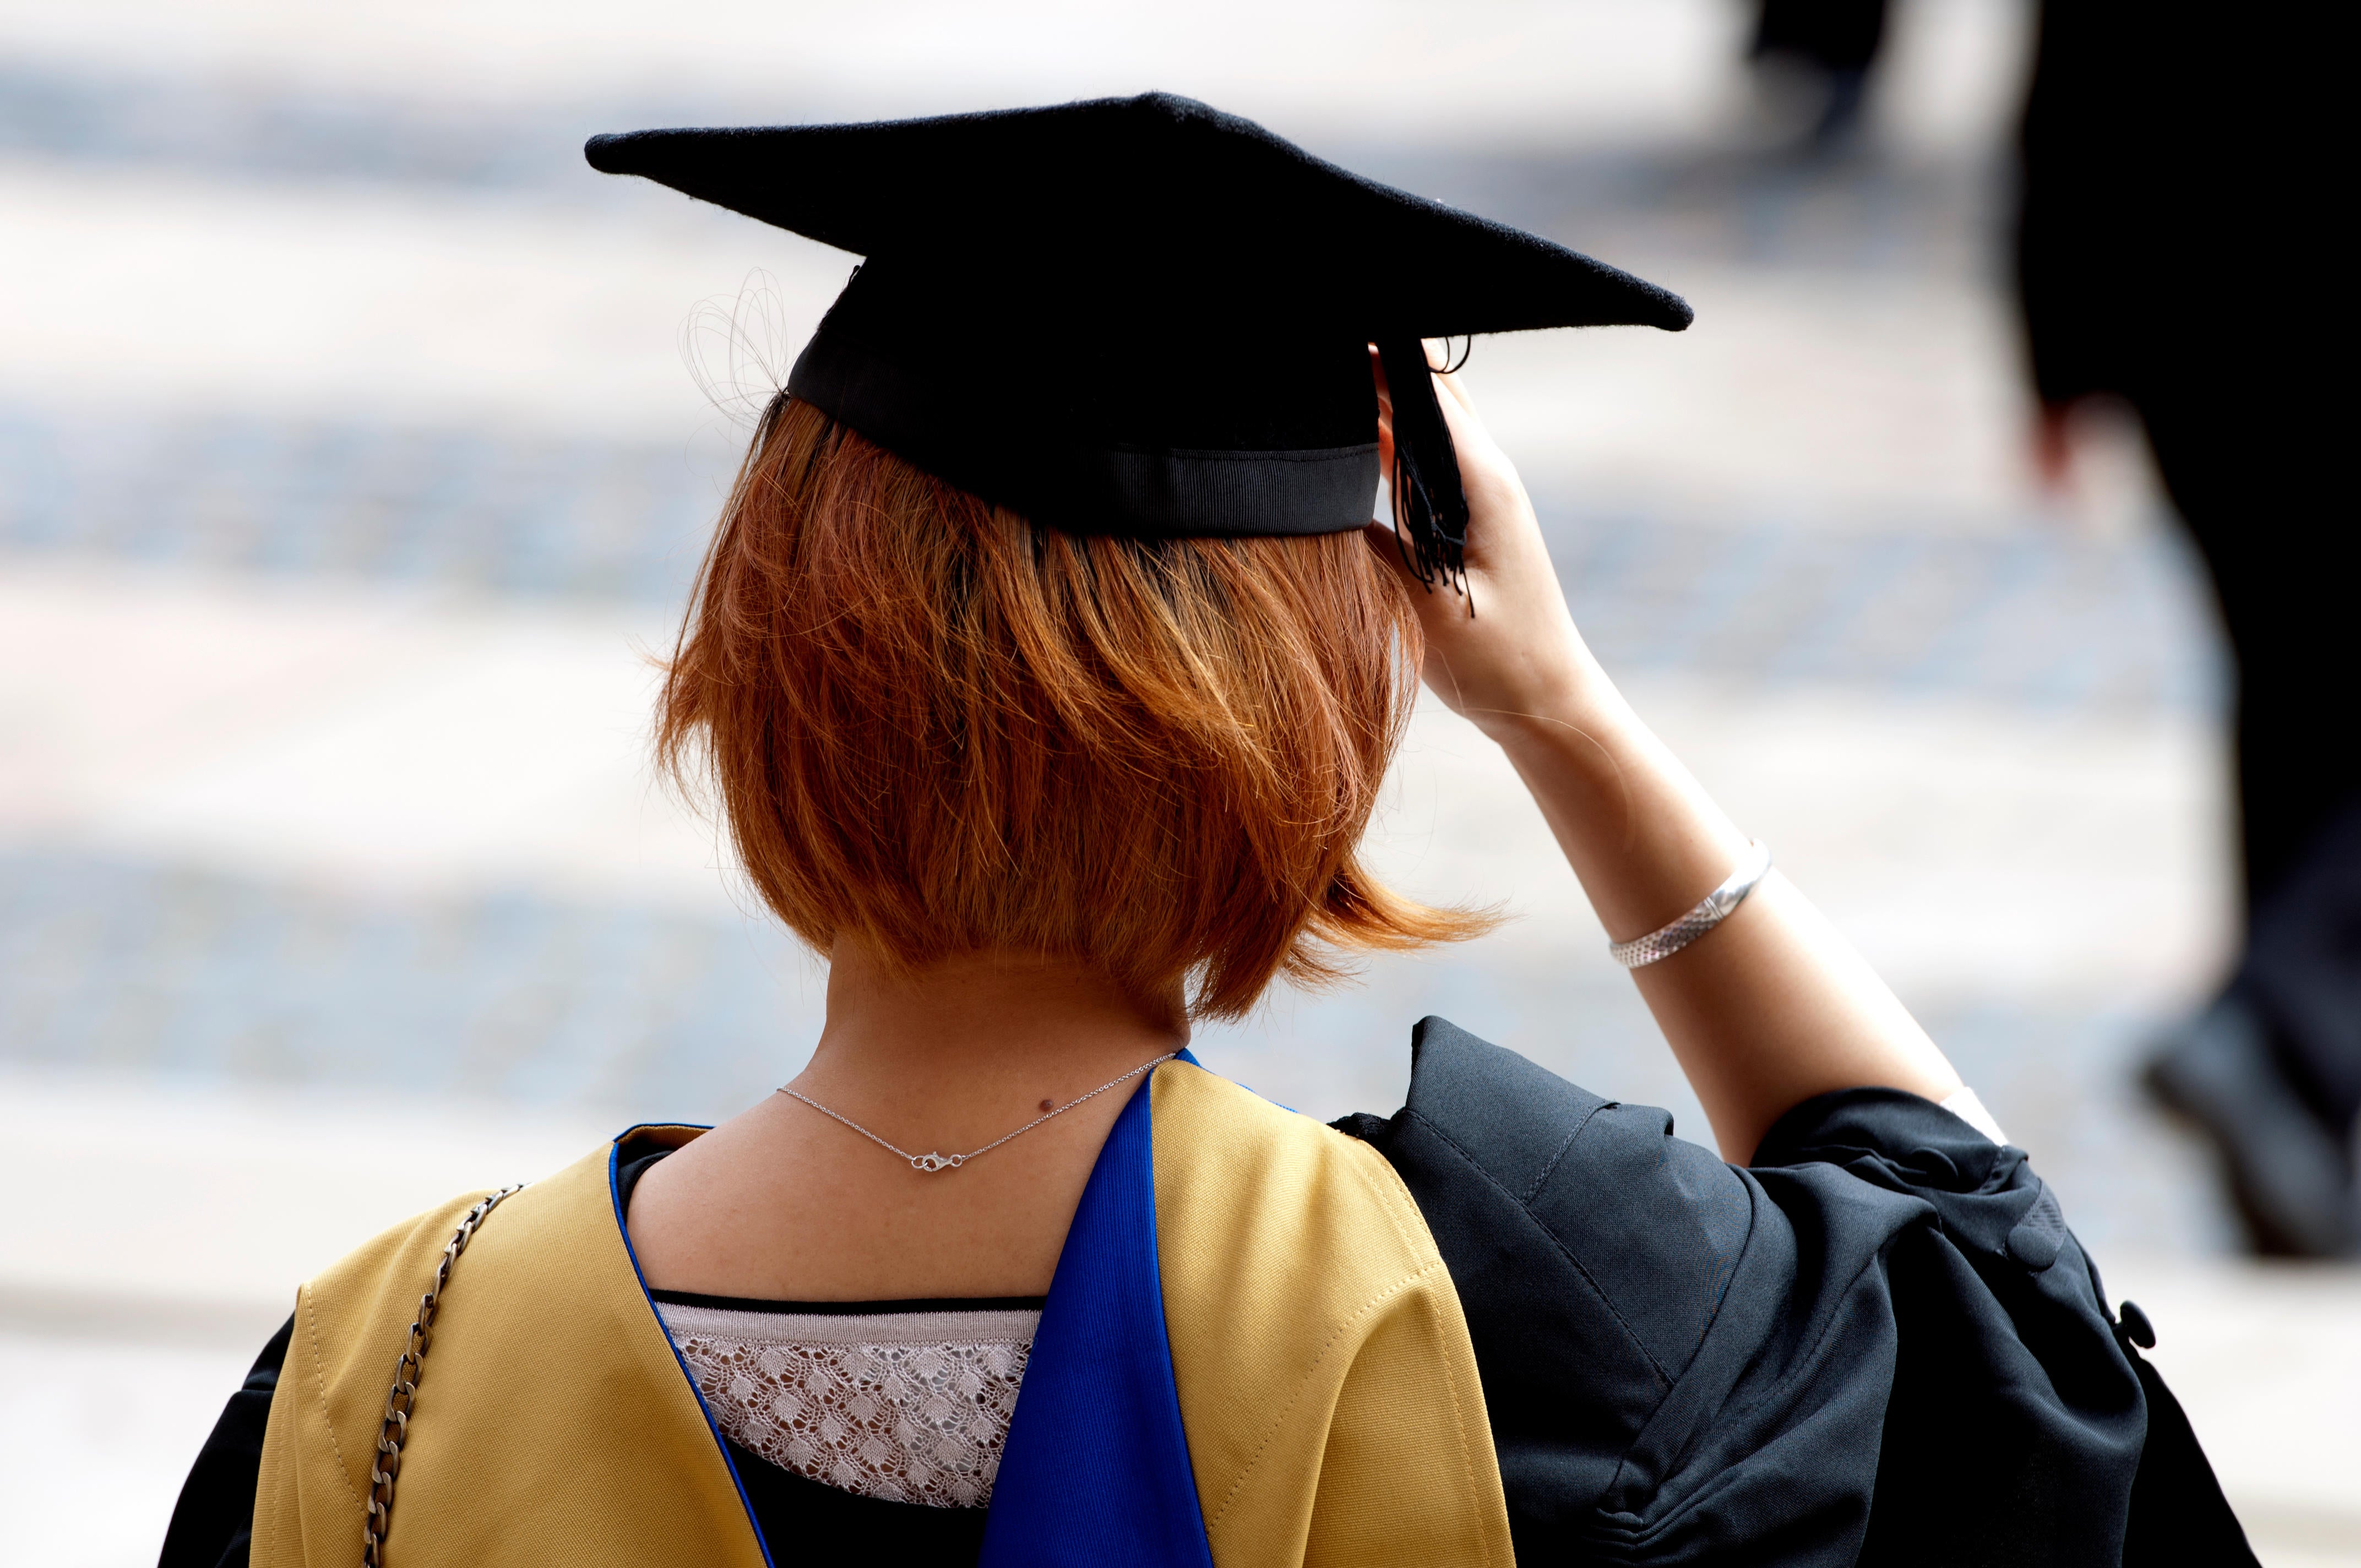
{"left": 362, "top": 1184, "right": 524, "bottom": 1567}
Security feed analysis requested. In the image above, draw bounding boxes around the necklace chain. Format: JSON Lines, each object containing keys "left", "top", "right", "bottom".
{"left": 780, "top": 1051, "right": 1180, "bottom": 1173}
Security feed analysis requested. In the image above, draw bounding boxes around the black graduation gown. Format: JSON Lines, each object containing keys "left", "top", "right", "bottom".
{"left": 1337, "top": 1017, "right": 2254, "bottom": 1566}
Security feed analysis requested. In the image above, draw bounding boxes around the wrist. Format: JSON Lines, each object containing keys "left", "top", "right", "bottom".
{"left": 1462, "top": 647, "right": 1630, "bottom": 755}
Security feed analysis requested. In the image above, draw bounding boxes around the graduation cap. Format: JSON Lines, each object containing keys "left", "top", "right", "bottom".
{"left": 586, "top": 92, "right": 1688, "bottom": 588}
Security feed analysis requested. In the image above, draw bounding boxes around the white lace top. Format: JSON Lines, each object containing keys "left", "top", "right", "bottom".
{"left": 657, "top": 1299, "right": 1037, "bottom": 1509}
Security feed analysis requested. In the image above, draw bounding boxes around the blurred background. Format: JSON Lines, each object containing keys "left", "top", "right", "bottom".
{"left": 3, "top": 1, "right": 2353, "bottom": 1562}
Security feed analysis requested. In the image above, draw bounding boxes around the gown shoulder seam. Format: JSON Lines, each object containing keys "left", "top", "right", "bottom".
{"left": 1401, "top": 1106, "right": 1675, "bottom": 1389}
{"left": 1201, "top": 1256, "right": 1458, "bottom": 1530}
{"left": 300, "top": 1282, "right": 368, "bottom": 1514}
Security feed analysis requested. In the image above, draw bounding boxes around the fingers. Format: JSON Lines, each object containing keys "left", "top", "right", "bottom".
{"left": 1423, "top": 360, "right": 1496, "bottom": 482}
{"left": 1373, "top": 341, "right": 1482, "bottom": 450}
{"left": 1421, "top": 337, "right": 1479, "bottom": 415}
{"left": 1368, "top": 339, "right": 1505, "bottom": 535}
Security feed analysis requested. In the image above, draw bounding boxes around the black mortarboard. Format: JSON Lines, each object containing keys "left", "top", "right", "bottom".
{"left": 586, "top": 92, "right": 1688, "bottom": 586}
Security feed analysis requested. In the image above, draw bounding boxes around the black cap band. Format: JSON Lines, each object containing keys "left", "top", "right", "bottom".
{"left": 788, "top": 318, "right": 1380, "bottom": 539}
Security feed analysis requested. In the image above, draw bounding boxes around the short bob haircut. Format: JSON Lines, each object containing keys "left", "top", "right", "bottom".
{"left": 659, "top": 395, "right": 1489, "bottom": 1019}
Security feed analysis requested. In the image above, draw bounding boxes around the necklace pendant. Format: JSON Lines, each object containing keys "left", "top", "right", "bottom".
{"left": 781, "top": 1051, "right": 1174, "bottom": 1178}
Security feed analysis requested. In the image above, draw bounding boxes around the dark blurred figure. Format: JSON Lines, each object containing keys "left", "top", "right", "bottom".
{"left": 1749, "top": 0, "right": 1890, "bottom": 150}
{"left": 2016, "top": 0, "right": 2358, "bottom": 1255}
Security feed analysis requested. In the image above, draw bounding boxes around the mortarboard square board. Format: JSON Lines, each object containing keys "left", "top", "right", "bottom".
{"left": 586, "top": 91, "right": 1689, "bottom": 584}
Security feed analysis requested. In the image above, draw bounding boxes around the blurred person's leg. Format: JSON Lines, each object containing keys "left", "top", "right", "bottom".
{"left": 2141, "top": 380, "right": 2361, "bottom": 1255}
{"left": 2244, "top": 808, "right": 2361, "bottom": 1129}
{"left": 1748, "top": 0, "right": 1890, "bottom": 149}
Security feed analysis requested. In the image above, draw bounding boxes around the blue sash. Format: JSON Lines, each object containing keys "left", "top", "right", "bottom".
{"left": 981, "top": 1056, "right": 1215, "bottom": 1566}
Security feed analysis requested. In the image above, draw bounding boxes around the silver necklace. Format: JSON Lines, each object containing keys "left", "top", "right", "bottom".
{"left": 780, "top": 1051, "right": 1180, "bottom": 1173}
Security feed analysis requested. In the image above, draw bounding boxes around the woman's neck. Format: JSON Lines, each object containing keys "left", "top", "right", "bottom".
{"left": 624, "top": 944, "right": 1189, "bottom": 1302}
{"left": 796, "top": 943, "right": 1189, "bottom": 1112}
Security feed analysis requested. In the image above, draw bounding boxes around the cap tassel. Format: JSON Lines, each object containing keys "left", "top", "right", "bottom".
{"left": 1376, "top": 336, "right": 1471, "bottom": 605}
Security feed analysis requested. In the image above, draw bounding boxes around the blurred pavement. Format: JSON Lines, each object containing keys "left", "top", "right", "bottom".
{"left": 4, "top": 2, "right": 2354, "bottom": 1562}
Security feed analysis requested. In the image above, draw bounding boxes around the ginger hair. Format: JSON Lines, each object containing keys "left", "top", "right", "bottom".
{"left": 657, "top": 395, "right": 1490, "bottom": 1019}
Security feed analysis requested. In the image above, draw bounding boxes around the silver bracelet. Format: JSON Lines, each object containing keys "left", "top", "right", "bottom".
{"left": 1607, "top": 840, "right": 1773, "bottom": 968}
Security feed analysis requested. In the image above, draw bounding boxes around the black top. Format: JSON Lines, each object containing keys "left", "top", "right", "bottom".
{"left": 161, "top": 1020, "right": 2252, "bottom": 1566}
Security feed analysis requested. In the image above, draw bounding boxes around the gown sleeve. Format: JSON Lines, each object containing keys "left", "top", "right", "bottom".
{"left": 158, "top": 1315, "right": 293, "bottom": 1568}
{"left": 1339, "top": 1017, "right": 2253, "bottom": 1568}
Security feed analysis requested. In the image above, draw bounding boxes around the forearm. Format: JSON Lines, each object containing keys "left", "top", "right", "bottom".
{"left": 1482, "top": 649, "right": 1960, "bottom": 1162}
{"left": 1372, "top": 352, "right": 1961, "bottom": 1161}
